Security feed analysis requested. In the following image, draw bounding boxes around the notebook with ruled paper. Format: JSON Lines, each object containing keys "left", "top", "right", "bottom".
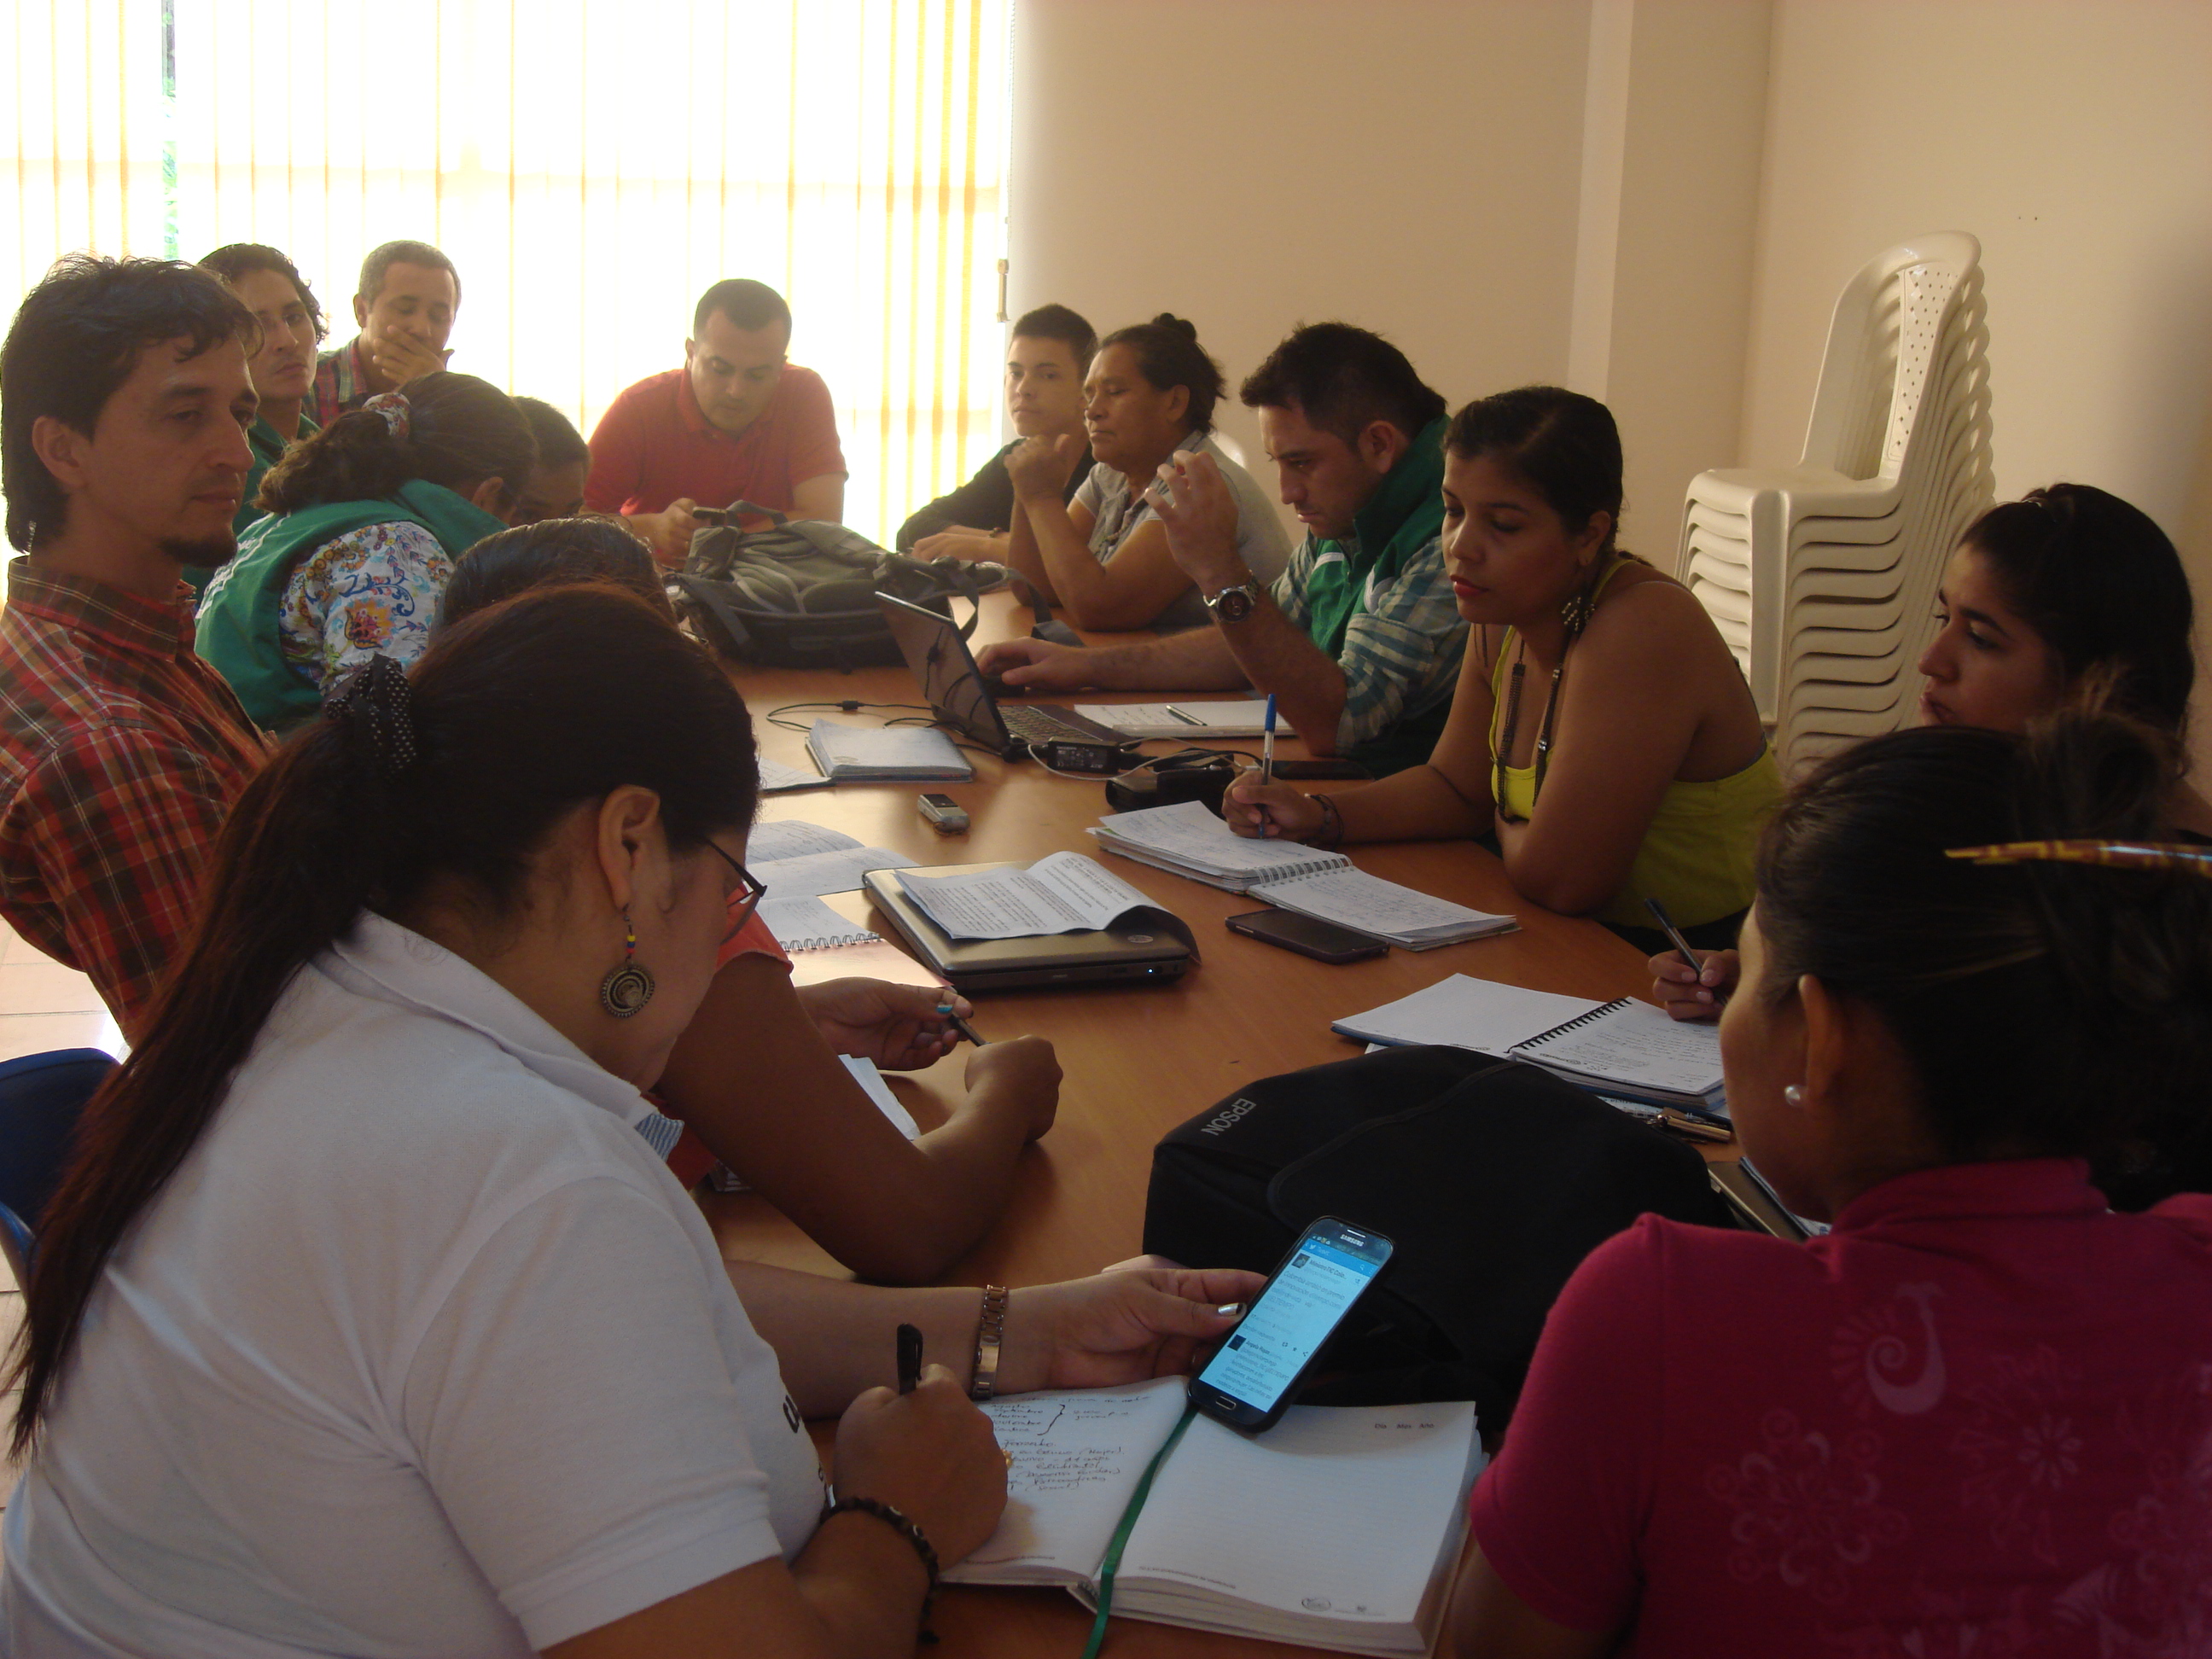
{"left": 1333, "top": 974, "right": 1726, "bottom": 1115}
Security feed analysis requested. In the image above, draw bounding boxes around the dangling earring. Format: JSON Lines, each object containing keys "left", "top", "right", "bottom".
{"left": 1784, "top": 1085, "right": 1806, "bottom": 1109}
{"left": 599, "top": 906, "right": 656, "bottom": 1018}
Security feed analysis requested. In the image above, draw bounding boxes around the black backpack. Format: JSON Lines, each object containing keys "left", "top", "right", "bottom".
{"left": 1144, "top": 1045, "right": 1733, "bottom": 1429}
{"left": 667, "top": 501, "right": 1008, "bottom": 671}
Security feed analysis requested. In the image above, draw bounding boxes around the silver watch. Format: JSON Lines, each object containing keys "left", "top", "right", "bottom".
{"left": 1204, "top": 582, "right": 1260, "bottom": 623}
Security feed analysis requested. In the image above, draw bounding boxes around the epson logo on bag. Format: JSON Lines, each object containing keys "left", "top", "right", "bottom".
{"left": 1201, "top": 1097, "right": 1260, "bottom": 1136}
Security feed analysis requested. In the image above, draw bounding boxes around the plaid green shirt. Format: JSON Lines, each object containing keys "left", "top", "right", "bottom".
{"left": 1272, "top": 529, "right": 1466, "bottom": 761}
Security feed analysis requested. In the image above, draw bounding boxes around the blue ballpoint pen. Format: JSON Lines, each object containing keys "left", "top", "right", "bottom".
{"left": 1255, "top": 694, "right": 1278, "bottom": 834}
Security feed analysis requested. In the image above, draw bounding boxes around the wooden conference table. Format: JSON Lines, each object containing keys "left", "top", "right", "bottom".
{"left": 699, "top": 593, "right": 1659, "bottom": 1659}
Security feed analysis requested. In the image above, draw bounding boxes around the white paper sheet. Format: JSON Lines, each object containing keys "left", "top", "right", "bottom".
{"left": 757, "top": 756, "right": 831, "bottom": 792}
{"left": 1330, "top": 974, "right": 1601, "bottom": 1053}
{"left": 754, "top": 846, "right": 916, "bottom": 901}
{"left": 1094, "top": 800, "right": 1345, "bottom": 879}
{"left": 895, "top": 852, "right": 1154, "bottom": 940}
{"left": 749, "top": 820, "right": 862, "bottom": 864}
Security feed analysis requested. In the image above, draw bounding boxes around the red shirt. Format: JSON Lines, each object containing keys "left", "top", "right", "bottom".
{"left": 1470, "top": 1158, "right": 2212, "bottom": 1656}
{"left": 583, "top": 365, "right": 847, "bottom": 521}
{"left": 0, "top": 560, "right": 267, "bottom": 1039}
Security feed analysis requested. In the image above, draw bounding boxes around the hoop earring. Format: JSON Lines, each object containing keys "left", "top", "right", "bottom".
{"left": 599, "top": 906, "right": 656, "bottom": 1018}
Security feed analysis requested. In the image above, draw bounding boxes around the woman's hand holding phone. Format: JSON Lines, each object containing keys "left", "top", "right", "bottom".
{"left": 998, "top": 1267, "right": 1264, "bottom": 1395}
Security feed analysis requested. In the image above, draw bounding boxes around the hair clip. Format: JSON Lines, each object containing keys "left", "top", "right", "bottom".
{"left": 1944, "top": 839, "right": 2212, "bottom": 877}
{"left": 362, "top": 391, "right": 412, "bottom": 441}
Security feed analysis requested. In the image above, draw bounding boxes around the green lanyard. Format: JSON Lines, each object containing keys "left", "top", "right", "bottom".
{"left": 1079, "top": 1404, "right": 1200, "bottom": 1659}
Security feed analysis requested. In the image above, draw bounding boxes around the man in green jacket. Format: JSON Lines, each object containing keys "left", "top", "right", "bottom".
{"left": 976, "top": 323, "right": 1465, "bottom": 775}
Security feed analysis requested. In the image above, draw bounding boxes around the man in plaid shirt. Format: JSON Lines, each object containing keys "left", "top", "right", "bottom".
{"left": 975, "top": 324, "right": 1465, "bottom": 777}
{"left": 0, "top": 256, "right": 269, "bottom": 1040}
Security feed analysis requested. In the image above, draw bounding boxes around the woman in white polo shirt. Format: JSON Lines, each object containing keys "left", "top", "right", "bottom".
{"left": 1, "top": 585, "right": 1256, "bottom": 1659}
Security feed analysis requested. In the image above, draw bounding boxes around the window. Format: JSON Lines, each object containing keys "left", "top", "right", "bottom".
{"left": 3, "top": 0, "right": 1011, "bottom": 542}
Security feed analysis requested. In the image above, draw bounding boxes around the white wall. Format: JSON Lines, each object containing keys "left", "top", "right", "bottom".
{"left": 1008, "top": 0, "right": 1592, "bottom": 535}
{"left": 1740, "top": 0, "right": 2212, "bottom": 771}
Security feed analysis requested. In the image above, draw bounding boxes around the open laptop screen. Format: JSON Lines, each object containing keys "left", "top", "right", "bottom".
{"left": 876, "top": 593, "right": 1014, "bottom": 754}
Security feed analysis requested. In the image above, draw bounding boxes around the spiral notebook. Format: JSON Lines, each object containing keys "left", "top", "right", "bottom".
{"left": 756, "top": 894, "right": 947, "bottom": 992}
{"left": 1087, "top": 801, "right": 1514, "bottom": 948}
{"left": 1333, "top": 974, "right": 1726, "bottom": 1114}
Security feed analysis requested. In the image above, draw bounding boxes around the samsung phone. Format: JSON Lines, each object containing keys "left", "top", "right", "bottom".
{"left": 1188, "top": 1217, "right": 1395, "bottom": 1433}
{"left": 1225, "top": 909, "right": 1388, "bottom": 963}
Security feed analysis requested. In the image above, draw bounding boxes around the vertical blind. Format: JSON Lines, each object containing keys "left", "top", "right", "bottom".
{"left": 3, "top": 0, "right": 1010, "bottom": 544}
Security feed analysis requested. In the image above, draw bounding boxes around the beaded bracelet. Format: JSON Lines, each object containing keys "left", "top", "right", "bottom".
{"left": 1310, "top": 793, "right": 1345, "bottom": 850}
{"left": 824, "top": 1494, "right": 941, "bottom": 1641}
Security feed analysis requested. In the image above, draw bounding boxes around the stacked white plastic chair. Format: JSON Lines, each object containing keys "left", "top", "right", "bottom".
{"left": 1678, "top": 231, "right": 1994, "bottom": 771}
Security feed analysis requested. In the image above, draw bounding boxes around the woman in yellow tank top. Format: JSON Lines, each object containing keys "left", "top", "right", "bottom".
{"left": 1226, "top": 386, "right": 1779, "bottom": 952}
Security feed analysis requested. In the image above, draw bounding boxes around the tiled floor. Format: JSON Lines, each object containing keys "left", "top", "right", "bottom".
{"left": 0, "top": 925, "right": 121, "bottom": 1062}
{"left": 0, "top": 924, "right": 116, "bottom": 1521}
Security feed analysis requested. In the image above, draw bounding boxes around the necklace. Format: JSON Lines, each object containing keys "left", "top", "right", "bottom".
{"left": 1491, "top": 554, "right": 1615, "bottom": 822}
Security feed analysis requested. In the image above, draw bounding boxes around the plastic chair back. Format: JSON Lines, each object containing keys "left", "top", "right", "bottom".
{"left": 0, "top": 1047, "right": 115, "bottom": 1233}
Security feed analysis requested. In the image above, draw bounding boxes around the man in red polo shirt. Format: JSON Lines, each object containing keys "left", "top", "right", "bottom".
{"left": 584, "top": 279, "right": 847, "bottom": 565}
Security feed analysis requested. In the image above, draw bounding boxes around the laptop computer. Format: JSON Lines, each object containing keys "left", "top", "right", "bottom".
{"left": 862, "top": 862, "right": 1195, "bottom": 992}
{"left": 876, "top": 592, "right": 1138, "bottom": 762}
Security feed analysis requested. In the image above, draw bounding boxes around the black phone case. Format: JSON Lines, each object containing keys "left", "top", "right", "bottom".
{"left": 1225, "top": 909, "right": 1388, "bottom": 963}
{"left": 1188, "top": 1215, "right": 1395, "bottom": 1432}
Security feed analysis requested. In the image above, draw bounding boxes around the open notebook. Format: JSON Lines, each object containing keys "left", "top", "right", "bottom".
{"left": 946, "top": 1377, "right": 1482, "bottom": 1654}
{"left": 1089, "top": 802, "right": 1515, "bottom": 949}
{"left": 1334, "top": 974, "right": 1727, "bottom": 1115}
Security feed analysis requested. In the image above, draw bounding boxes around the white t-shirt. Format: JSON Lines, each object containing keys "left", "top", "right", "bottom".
{"left": 1074, "top": 430, "right": 1290, "bottom": 631}
{"left": 2, "top": 914, "right": 824, "bottom": 1657}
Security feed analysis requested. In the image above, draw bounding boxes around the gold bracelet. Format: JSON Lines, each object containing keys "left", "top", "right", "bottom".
{"left": 969, "top": 1284, "right": 1010, "bottom": 1400}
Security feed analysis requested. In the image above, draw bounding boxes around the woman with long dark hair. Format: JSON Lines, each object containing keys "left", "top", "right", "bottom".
{"left": 1448, "top": 707, "right": 2212, "bottom": 1656}
{"left": 1652, "top": 480, "right": 2209, "bottom": 1022}
{"left": 1, "top": 585, "right": 1254, "bottom": 1656}
{"left": 195, "top": 369, "right": 534, "bottom": 729}
{"left": 1225, "top": 386, "right": 1781, "bottom": 955}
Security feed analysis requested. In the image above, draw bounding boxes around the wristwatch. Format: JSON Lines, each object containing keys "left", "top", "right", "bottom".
{"left": 1204, "top": 582, "right": 1261, "bottom": 623}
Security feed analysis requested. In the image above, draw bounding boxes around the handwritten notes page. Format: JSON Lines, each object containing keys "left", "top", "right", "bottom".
{"left": 1257, "top": 866, "right": 1516, "bottom": 949}
{"left": 1090, "top": 800, "right": 1349, "bottom": 887}
{"left": 944, "top": 1378, "right": 1189, "bottom": 1586}
{"left": 1513, "top": 998, "right": 1726, "bottom": 1103}
{"left": 1109, "top": 1400, "right": 1482, "bottom": 1651}
{"left": 895, "top": 852, "right": 1155, "bottom": 940}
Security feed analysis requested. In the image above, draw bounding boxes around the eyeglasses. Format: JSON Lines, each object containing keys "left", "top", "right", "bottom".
{"left": 703, "top": 840, "right": 767, "bottom": 930}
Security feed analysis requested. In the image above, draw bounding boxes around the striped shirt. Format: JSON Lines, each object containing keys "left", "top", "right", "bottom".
{"left": 1272, "top": 530, "right": 1466, "bottom": 754}
{"left": 0, "top": 560, "right": 266, "bottom": 1040}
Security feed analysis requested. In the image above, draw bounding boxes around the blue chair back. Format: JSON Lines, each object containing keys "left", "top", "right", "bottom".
{"left": 0, "top": 1047, "right": 116, "bottom": 1238}
{"left": 0, "top": 1198, "right": 33, "bottom": 1286}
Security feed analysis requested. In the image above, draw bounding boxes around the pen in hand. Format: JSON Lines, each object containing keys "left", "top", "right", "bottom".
{"left": 1254, "top": 694, "right": 1278, "bottom": 835}
{"left": 896, "top": 1324, "right": 923, "bottom": 1394}
{"left": 1644, "top": 897, "right": 1705, "bottom": 980}
{"left": 937, "top": 1001, "right": 985, "bottom": 1046}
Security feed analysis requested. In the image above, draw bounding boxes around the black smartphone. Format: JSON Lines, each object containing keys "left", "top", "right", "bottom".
{"left": 1225, "top": 909, "right": 1388, "bottom": 963}
{"left": 1189, "top": 1216, "right": 1395, "bottom": 1433}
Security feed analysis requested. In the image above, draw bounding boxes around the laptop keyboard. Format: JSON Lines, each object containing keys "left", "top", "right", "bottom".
{"left": 999, "top": 705, "right": 1126, "bottom": 748}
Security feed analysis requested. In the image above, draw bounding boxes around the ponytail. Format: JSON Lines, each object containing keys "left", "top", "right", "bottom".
{"left": 8, "top": 585, "right": 758, "bottom": 1454}
{"left": 257, "top": 370, "right": 535, "bottom": 515}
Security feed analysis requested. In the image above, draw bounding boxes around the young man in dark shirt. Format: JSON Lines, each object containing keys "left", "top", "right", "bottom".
{"left": 895, "top": 303, "right": 1096, "bottom": 556}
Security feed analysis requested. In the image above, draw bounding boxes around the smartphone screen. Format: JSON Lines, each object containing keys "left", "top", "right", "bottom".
{"left": 1190, "top": 1217, "right": 1393, "bottom": 1431}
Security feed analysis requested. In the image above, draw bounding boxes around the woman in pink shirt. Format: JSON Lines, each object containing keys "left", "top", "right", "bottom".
{"left": 1449, "top": 706, "right": 2212, "bottom": 1658}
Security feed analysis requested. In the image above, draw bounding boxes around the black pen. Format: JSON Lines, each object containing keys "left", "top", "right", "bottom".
{"left": 896, "top": 1323, "right": 923, "bottom": 1394}
{"left": 1644, "top": 896, "right": 1703, "bottom": 975}
{"left": 938, "top": 1002, "right": 986, "bottom": 1046}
